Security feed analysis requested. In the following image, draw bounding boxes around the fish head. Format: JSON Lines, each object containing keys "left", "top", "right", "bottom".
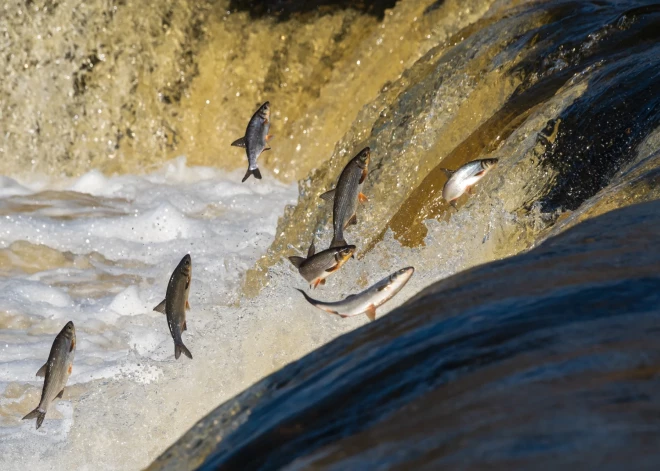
{"left": 335, "top": 245, "right": 357, "bottom": 265}
{"left": 354, "top": 147, "right": 371, "bottom": 169}
{"left": 481, "top": 158, "right": 499, "bottom": 170}
{"left": 62, "top": 321, "right": 76, "bottom": 351}
{"left": 177, "top": 254, "right": 193, "bottom": 280}
{"left": 391, "top": 267, "right": 415, "bottom": 284}
{"left": 257, "top": 101, "right": 270, "bottom": 122}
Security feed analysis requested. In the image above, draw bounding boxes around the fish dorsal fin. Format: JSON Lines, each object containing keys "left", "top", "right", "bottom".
{"left": 153, "top": 299, "right": 167, "bottom": 314}
{"left": 439, "top": 168, "right": 455, "bottom": 178}
{"left": 307, "top": 241, "right": 316, "bottom": 258}
{"left": 231, "top": 137, "right": 247, "bottom": 148}
{"left": 36, "top": 363, "right": 47, "bottom": 377}
{"left": 319, "top": 189, "right": 336, "bottom": 202}
{"left": 365, "top": 305, "right": 377, "bottom": 321}
{"left": 288, "top": 256, "right": 305, "bottom": 268}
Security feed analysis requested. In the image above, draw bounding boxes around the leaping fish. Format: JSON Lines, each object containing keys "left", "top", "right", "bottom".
{"left": 231, "top": 101, "right": 273, "bottom": 182}
{"left": 288, "top": 241, "right": 355, "bottom": 289}
{"left": 296, "top": 267, "right": 414, "bottom": 321}
{"left": 320, "top": 147, "right": 370, "bottom": 248}
{"left": 154, "top": 254, "right": 193, "bottom": 360}
{"left": 22, "top": 321, "right": 76, "bottom": 430}
{"left": 441, "top": 158, "right": 498, "bottom": 207}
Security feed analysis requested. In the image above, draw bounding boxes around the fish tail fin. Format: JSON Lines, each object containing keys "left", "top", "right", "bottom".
{"left": 23, "top": 407, "right": 46, "bottom": 429}
{"left": 242, "top": 168, "right": 262, "bottom": 182}
{"left": 175, "top": 343, "right": 193, "bottom": 360}
{"left": 288, "top": 256, "right": 305, "bottom": 268}
{"left": 330, "top": 236, "right": 348, "bottom": 249}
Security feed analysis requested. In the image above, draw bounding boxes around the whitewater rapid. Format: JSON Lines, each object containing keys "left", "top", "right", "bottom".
{"left": 0, "top": 158, "right": 301, "bottom": 468}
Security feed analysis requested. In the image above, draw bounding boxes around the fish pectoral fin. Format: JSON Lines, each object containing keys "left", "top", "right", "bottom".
{"left": 320, "top": 278, "right": 326, "bottom": 285}
{"left": 70, "top": 339, "right": 75, "bottom": 353}
{"left": 186, "top": 299, "right": 191, "bottom": 310}
{"left": 319, "top": 189, "right": 336, "bottom": 202}
{"left": 183, "top": 321, "right": 187, "bottom": 331}
{"left": 474, "top": 169, "right": 486, "bottom": 177}
{"left": 359, "top": 168, "right": 368, "bottom": 184}
{"left": 266, "top": 134, "right": 274, "bottom": 141}
{"left": 36, "top": 363, "right": 47, "bottom": 377}
{"left": 365, "top": 305, "right": 377, "bottom": 321}
{"left": 230, "top": 136, "right": 247, "bottom": 148}
{"left": 325, "top": 263, "right": 340, "bottom": 273}
{"left": 263, "top": 146, "right": 272, "bottom": 151}
{"left": 312, "top": 279, "right": 322, "bottom": 289}
{"left": 153, "top": 299, "right": 167, "bottom": 314}
{"left": 439, "top": 168, "right": 455, "bottom": 178}
{"left": 466, "top": 186, "right": 473, "bottom": 194}
{"left": 358, "top": 192, "right": 369, "bottom": 203}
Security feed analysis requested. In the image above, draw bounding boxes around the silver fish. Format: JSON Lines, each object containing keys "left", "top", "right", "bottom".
{"left": 320, "top": 147, "right": 370, "bottom": 248}
{"left": 22, "top": 321, "right": 76, "bottom": 429}
{"left": 441, "top": 158, "right": 498, "bottom": 207}
{"left": 154, "top": 254, "right": 193, "bottom": 360}
{"left": 288, "top": 241, "right": 355, "bottom": 289}
{"left": 231, "top": 101, "right": 273, "bottom": 182}
{"left": 296, "top": 267, "right": 414, "bottom": 321}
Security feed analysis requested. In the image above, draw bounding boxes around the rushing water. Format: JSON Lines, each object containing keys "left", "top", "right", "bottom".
{"left": 1, "top": 0, "right": 659, "bottom": 470}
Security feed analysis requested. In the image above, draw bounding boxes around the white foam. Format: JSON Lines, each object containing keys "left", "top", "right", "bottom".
{"left": 0, "top": 158, "right": 298, "bottom": 470}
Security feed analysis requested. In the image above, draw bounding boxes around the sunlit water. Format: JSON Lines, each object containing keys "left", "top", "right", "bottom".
{"left": 1, "top": 0, "right": 660, "bottom": 469}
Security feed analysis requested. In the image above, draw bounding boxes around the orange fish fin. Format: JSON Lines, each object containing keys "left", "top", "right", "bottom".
{"left": 266, "top": 134, "right": 274, "bottom": 141}
{"left": 475, "top": 170, "right": 486, "bottom": 176}
{"left": 67, "top": 364, "right": 72, "bottom": 374}
{"left": 186, "top": 299, "right": 191, "bottom": 310}
{"left": 365, "top": 305, "right": 377, "bottom": 321}
{"left": 359, "top": 168, "right": 368, "bottom": 184}
{"left": 312, "top": 279, "right": 321, "bottom": 289}
{"left": 325, "top": 263, "right": 340, "bottom": 273}
{"left": 358, "top": 192, "right": 368, "bottom": 203}
{"left": 70, "top": 338, "right": 75, "bottom": 352}
{"left": 320, "top": 278, "right": 326, "bottom": 285}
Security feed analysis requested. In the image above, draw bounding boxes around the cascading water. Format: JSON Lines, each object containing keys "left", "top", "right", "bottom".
{"left": 0, "top": 0, "right": 659, "bottom": 470}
